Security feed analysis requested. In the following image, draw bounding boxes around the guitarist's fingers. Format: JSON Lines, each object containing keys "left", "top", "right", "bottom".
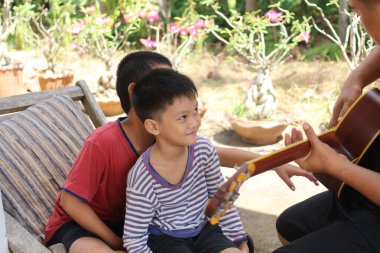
{"left": 330, "top": 100, "right": 343, "bottom": 127}
{"left": 302, "top": 123, "right": 319, "bottom": 146}
{"left": 337, "top": 102, "right": 352, "bottom": 124}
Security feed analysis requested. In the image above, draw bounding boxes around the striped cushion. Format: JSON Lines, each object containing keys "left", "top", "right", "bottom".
{"left": 0, "top": 95, "right": 94, "bottom": 242}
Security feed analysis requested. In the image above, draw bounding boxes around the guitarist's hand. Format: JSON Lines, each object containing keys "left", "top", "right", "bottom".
{"left": 291, "top": 123, "right": 350, "bottom": 174}
{"left": 330, "top": 81, "right": 362, "bottom": 127}
{"left": 281, "top": 127, "right": 319, "bottom": 190}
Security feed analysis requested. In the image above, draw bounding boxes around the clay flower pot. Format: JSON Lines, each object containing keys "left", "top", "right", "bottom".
{"left": 38, "top": 70, "right": 74, "bottom": 90}
{"left": 226, "top": 114, "right": 288, "bottom": 146}
{"left": 96, "top": 97, "right": 124, "bottom": 116}
{"left": 0, "top": 61, "right": 24, "bottom": 97}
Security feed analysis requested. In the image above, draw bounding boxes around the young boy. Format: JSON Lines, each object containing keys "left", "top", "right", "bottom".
{"left": 123, "top": 68, "right": 249, "bottom": 253}
{"left": 45, "top": 51, "right": 314, "bottom": 253}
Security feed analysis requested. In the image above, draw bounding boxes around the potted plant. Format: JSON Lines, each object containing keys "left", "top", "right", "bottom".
{"left": 29, "top": 2, "right": 77, "bottom": 90}
{"left": 202, "top": 1, "right": 311, "bottom": 145}
{"left": 72, "top": 4, "right": 141, "bottom": 116}
{"left": 0, "top": 0, "right": 24, "bottom": 97}
{"left": 139, "top": 3, "right": 211, "bottom": 116}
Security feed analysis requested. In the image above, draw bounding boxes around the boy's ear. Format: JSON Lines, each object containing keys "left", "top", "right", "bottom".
{"left": 144, "top": 119, "right": 160, "bottom": 136}
{"left": 127, "top": 82, "right": 135, "bottom": 96}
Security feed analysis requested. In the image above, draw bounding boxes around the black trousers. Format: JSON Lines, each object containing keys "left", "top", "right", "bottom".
{"left": 274, "top": 191, "right": 378, "bottom": 253}
{"left": 147, "top": 223, "right": 238, "bottom": 253}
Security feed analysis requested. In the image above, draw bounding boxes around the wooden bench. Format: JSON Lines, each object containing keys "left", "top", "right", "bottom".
{"left": 0, "top": 80, "right": 107, "bottom": 252}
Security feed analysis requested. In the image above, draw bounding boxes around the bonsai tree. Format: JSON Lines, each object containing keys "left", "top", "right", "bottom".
{"left": 304, "top": 0, "right": 374, "bottom": 70}
{"left": 139, "top": 2, "right": 211, "bottom": 69}
{"left": 0, "top": 0, "right": 15, "bottom": 66}
{"left": 28, "top": 0, "right": 79, "bottom": 89}
{"left": 202, "top": 0, "right": 311, "bottom": 120}
{"left": 72, "top": 3, "right": 141, "bottom": 98}
{"left": 0, "top": 0, "right": 33, "bottom": 96}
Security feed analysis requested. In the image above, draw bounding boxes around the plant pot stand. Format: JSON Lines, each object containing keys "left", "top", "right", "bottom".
{"left": 226, "top": 114, "right": 288, "bottom": 146}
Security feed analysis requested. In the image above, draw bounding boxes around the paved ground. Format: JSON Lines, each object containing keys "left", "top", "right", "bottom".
{"left": 223, "top": 167, "right": 325, "bottom": 253}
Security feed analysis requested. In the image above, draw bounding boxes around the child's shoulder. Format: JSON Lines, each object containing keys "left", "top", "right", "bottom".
{"left": 194, "top": 135, "right": 215, "bottom": 152}
{"left": 128, "top": 154, "right": 151, "bottom": 185}
{"left": 87, "top": 120, "right": 121, "bottom": 143}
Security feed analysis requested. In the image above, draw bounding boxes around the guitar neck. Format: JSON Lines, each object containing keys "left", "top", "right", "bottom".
{"left": 245, "top": 130, "right": 337, "bottom": 176}
{"left": 205, "top": 130, "right": 338, "bottom": 220}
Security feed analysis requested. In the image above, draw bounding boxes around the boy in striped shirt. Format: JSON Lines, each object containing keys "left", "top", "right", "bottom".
{"left": 123, "top": 68, "right": 249, "bottom": 253}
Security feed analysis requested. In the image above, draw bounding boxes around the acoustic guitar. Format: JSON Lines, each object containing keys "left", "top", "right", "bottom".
{"left": 205, "top": 87, "right": 380, "bottom": 224}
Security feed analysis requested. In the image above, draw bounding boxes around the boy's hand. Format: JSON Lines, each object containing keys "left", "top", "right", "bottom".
{"left": 274, "top": 163, "right": 318, "bottom": 191}
{"left": 239, "top": 241, "right": 249, "bottom": 253}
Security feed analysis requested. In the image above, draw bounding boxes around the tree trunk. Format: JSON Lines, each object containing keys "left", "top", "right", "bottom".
{"left": 338, "top": 0, "right": 348, "bottom": 43}
{"left": 158, "top": 0, "right": 171, "bottom": 25}
{"left": 245, "top": 0, "right": 256, "bottom": 12}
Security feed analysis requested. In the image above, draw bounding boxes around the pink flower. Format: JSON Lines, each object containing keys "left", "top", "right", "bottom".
{"left": 194, "top": 19, "right": 207, "bottom": 29}
{"left": 170, "top": 22, "right": 178, "bottom": 32}
{"left": 102, "top": 17, "right": 111, "bottom": 25}
{"left": 95, "top": 16, "right": 103, "bottom": 24}
{"left": 139, "top": 11, "right": 146, "bottom": 18}
{"left": 139, "top": 37, "right": 156, "bottom": 48}
{"left": 122, "top": 13, "right": 139, "bottom": 23}
{"left": 179, "top": 27, "right": 189, "bottom": 36}
{"left": 70, "top": 21, "right": 85, "bottom": 35}
{"left": 299, "top": 31, "right": 311, "bottom": 44}
{"left": 264, "top": 10, "right": 282, "bottom": 23}
{"left": 190, "top": 26, "right": 199, "bottom": 38}
{"left": 147, "top": 10, "right": 160, "bottom": 23}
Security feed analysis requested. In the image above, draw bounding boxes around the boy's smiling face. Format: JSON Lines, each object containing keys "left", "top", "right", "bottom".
{"left": 154, "top": 95, "right": 201, "bottom": 146}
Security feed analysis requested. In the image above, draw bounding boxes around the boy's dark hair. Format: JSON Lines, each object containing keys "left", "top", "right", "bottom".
{"left": 116, "top": 51, "right": 172, "bottom": 113}
{"left": 132, "top": 68, "right": 198, "bottom": 122}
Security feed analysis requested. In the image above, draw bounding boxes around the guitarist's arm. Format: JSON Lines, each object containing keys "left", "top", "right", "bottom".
{"left": 331, "top": 45, "right": 380, "bottom": 127}
{"left": 215, "top": 146, "right": 318, "bottom": 190}
{"left": 292, "top": 123, "right": 380, "bottom": 206}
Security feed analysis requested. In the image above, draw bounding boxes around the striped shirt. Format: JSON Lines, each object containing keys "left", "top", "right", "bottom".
{"left": 123, "top": 136, "right": 247, "bottom": 253}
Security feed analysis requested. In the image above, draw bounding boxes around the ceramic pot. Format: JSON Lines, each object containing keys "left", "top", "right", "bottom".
{"left": 0, "top": 61, "right": 24, "bottom": 97}
{"left": 226, "top": 114, "right": 288, "bottom": 146}
{"left": 97, "top": 97, "right": 124, "bottom": 116}
{"left": 38, "top": 72, "right": 74, "bottom": 90}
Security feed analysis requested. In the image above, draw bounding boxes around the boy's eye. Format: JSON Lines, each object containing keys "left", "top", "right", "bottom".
{"left": 194, "top": 107, "right": 199, "bottom": 113}
{"left": 179, "top": 115, "right": 187, "bottom": 120}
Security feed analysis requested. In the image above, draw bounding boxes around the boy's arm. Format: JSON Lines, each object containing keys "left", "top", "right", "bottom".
{"left": 215, "top": 146, "right": 318, "bottom": 190}
{"left": 331, "top": 45, "right": 380, "bottom": 126}
{"left": 123, "top": 171, "right": 154, "bottom": 253}
{"left": 60, "top": 191, "right": 123, "bottom": 250}
{"left": 205, "top": 145, "right": 248, "bottom": 246}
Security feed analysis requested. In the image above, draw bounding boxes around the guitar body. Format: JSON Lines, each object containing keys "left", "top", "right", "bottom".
{"left": 205, "top": 88, "right": 380, "bottom": 223}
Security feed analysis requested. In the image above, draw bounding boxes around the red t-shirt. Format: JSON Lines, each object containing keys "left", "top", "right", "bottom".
{"left": 45, "top": 118, "right": 139, "bottom": 242}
